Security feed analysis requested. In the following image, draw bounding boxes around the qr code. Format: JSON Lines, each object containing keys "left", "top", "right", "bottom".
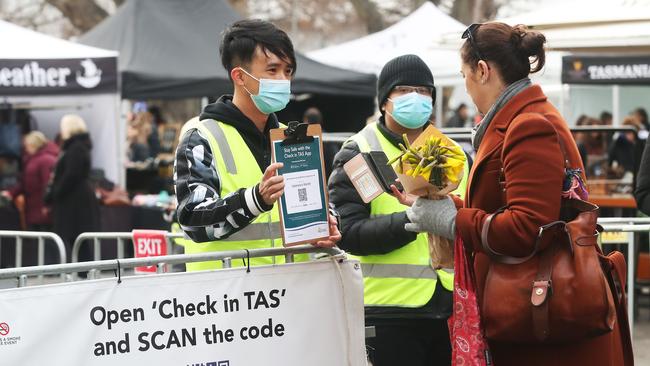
{"left": 298, "top": 188, "right": 308, "bottom": 202}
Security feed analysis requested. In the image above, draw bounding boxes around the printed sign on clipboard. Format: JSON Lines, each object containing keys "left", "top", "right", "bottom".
{"left": 270, "top": 122, "right": 330, "bottom": 246}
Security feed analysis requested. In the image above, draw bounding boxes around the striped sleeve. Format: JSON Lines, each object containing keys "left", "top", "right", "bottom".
{"left": 173, "top": 128, "right": 267, "bottom": 243}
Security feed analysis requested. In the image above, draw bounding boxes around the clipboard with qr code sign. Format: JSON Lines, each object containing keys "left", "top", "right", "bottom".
{"left": 270, "top": 122, "right": 330, "bottom": 246}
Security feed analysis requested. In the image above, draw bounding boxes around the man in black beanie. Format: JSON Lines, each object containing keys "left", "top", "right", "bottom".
{"left": 328, "top": 54, "right": 454, "bottom": 366}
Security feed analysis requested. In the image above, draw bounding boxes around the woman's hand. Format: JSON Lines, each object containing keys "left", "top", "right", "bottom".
{"left": 404, "top": 196, "right": 458, "bottom": 240}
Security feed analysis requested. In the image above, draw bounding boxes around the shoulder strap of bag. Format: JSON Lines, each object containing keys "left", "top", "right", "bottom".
{"left": 481, "top": 112, "right": 572, "bottom": 263}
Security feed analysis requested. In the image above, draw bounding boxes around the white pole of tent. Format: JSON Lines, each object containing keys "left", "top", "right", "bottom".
{"left": 435, "top": 86, "right": 443, "bottom": 128}
{"left": 612, "top": 85, "right": 620, "bottom": 127}
{"left": 118, "top": 99, "right": 129, "bottom": 188}
{"left": 560, "top": 84, "right": 567, "bottom": 119}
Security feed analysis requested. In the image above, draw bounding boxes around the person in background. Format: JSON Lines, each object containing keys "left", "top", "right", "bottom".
{"left": 174, "top": 19, "right": 340, "bottom": 272}
{"left": 127, "top": 113, "right": 152, "bottom": 163}
{"left": 633, "top": 107, "right": 650, "bottom": 132}
{"left": 1, "top": 132, "right": 59, "bottom": 265}
{"left": 46, "top": 115, "right": 100, "bottom": 262}
{"left": 302, "top": 107, "right": 337, "bottom": 178}
{"left": 609, "top": 116, "right": 643, "bottom": 176}
{"left": 635, "top": 134, "right": 650, "bottom": 215}
{"left": 582, "top": 117, "right": 607, "bottom": 156}
{"left": 302, "top": 107, "right": 322, "bottom": 125}
{"left": 573, "top": 115, "right": 591, "bottom": 170}
{"left": 2, "top": 131, "right": 58, "bottom": 231}
{"left": 147, "top": 105, "right": 163, "bottom": 158}
{"left": 600, "top": 111, "right": 613, "bottom": 126}
{"left": 447, "top": 103, "right": 469, "bottom": 128}
{"left": 400, "top": 22, "right": 630, "bottom": 365}
{"left": 329, "top": 55, "right": 463, "bottom": 366}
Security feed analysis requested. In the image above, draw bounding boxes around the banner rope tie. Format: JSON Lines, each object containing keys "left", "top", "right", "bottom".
{"left": 113, "top": 259, "right": 122, "bottom": 284}
{"left": 242, "top": 249, "right": 251, "bottom": 273}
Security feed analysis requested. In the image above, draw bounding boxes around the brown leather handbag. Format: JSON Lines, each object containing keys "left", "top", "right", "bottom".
{"left": 480, "top": 199, "right": 617, "bottom": 344}
{"left": 478, "top": 122, "right": 631, "bottom": 345}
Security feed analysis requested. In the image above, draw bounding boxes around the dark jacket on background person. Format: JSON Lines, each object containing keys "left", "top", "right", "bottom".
{"left": 49, "top": 133, "right": 100, "bottom": 253}
{"left": 328, "top": 116, "right": 452, "bottom": 320}
{"left": 175, "top": 95, "right": 277, "bottom": 243}
{"left": 9, "top": 142, "right": 58, "bottom": 226}
{"left": 635, "top": 137, "right": 650, "bottom": 215}
{"left": 608, "top": 134, "right": 637, "bottom": 173}
{"left": 447, "top": 111, "right": 467, "bottom": 128}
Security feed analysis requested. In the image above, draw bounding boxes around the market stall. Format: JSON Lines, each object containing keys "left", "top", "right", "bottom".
{"left": 79, "top": 0, "right": 377, "bottom": 132}
{"left": 0, "top": 19, "right": 123, "bottom": 187}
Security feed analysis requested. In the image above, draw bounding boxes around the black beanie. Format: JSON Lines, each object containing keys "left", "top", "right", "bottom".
{"left": 377, "top": 54, "right": 436, "bottom": 114}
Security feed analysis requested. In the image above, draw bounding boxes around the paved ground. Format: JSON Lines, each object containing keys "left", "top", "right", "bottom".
{"left": 634, "top": 308, "right": 650, "bottom": 364}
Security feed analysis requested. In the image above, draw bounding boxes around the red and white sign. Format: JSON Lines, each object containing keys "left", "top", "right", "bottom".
{"left": 0, "top": 322, "right": 9, "bottom": 336}
{"left": 132, "top": 230, "right": 168, "bottom": 273}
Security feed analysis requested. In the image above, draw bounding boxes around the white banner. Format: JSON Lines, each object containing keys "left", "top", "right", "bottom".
{"left": 0, "top": 259, "right": 366, "bottom": 366}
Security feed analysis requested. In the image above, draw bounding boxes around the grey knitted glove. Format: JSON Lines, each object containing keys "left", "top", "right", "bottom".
{"left": 405, "top": 196, "right": 457, "bottom": 240}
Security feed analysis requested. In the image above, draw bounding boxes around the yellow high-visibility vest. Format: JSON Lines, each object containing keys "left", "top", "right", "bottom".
{"left": 345, "top": 122, "right": 466, "bottom": 307}
{"left": 177, "top": 119, "right": 307, "bottom": 271}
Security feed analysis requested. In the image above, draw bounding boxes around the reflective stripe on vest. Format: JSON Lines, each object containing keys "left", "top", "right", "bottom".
{"left": 361, "top": 263, "right": 438, "bottom": 280}
{"left": 178, "top": 119, "right": 306, "bottom": 271}
{"left": 179, "top": 222, "right": 281, "bottom": 241}
{"left": 200, "top": 120, "right": 237, "bottom": 175}
{"left": 345, "top": 122, "right": 455, "bottom": 308}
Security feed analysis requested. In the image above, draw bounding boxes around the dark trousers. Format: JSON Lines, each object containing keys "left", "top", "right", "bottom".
{"left": 366, "top": 318, "right": 451, "bottom": 366}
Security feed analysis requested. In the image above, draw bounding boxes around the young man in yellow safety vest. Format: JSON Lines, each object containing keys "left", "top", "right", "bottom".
{"left": 328, "top": 54, "right": 469, "bottom": 366}
{"left": 174, "top": 20, "right": 340, "bottom": 271}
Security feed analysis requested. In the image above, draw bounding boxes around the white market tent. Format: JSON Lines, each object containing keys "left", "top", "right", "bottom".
{"left": 308, "top": 3, "right": 465, "bottom": 76}
{"left": 500, "top": 3, "right": 650, "bottom": 51}
{"left": 0, "top": 20, "right": 124, "bottom": 185}
{"left": 308, "top": 2, "right": 566, "bottom": 123}
{"left": 308, "top": 2, "right": 468, "bottom": 123}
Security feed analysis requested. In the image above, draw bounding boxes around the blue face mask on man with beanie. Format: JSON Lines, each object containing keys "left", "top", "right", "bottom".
{"left": 387, "top": 92, "right": 433, "bottom": 129}
{"left": 376, "top": 54, "right": 436, "bottom": 130}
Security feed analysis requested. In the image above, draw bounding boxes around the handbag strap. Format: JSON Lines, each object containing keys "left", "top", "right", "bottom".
{"left": 481, "top": 111, "right": 597, "bottom": 264}
{"left": 531, "top": 244, "right": 555, "bottom": 341}
{"left": 481, "top": 207, "right": 568, "bottom": 265}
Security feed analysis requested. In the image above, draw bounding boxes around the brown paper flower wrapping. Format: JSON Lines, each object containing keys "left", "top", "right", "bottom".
{"left": 392, "top": 125, "right": 464, "bottom": 269}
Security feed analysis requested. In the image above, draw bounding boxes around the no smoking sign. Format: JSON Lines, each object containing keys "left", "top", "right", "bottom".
{"left": 0, "top": 322, "right": 9, "bottom": 336}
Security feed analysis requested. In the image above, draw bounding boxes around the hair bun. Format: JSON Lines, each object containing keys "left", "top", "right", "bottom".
{"left": 512, "top": 24, "right": 546, "bottom": 73}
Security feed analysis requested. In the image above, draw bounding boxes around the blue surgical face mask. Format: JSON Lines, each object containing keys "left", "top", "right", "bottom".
{"left": 239, "top": 68, "right": 291, "bottom": 114}
{"left": 387, "top": 92, "right": 433, "bottom": 129}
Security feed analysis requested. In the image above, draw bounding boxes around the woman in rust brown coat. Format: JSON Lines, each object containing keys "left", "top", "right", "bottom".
{"left": 403, "top": 23, "right": 631, "bottom": 365}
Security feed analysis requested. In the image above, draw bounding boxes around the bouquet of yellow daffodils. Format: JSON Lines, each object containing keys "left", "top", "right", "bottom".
{"left": 389, "top": 125, "right": 466, "bottom": 198}
{"left": 389, "top": 125, "right": 466, "bottom": 268}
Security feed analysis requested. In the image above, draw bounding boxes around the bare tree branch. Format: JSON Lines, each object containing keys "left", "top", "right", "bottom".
{"left": 349, "top": 0, "right": 385, "bottom": 33}
{"left": 44, "top": 0, "right": 108, "bottom": 33}
{"left": 228, "top": 0, "right": 249, "bottom": 16}
{"left": 451, "top": 0, "right": 497, "bottom": 24}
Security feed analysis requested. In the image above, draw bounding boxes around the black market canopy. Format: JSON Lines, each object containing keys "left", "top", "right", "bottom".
{"left": 80, "top": 0, "right": 377, "bottom": 100}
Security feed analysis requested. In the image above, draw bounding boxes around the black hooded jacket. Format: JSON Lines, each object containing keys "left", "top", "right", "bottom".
{"left": 174, "top": 96, "right": 278, "bottom": 243}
